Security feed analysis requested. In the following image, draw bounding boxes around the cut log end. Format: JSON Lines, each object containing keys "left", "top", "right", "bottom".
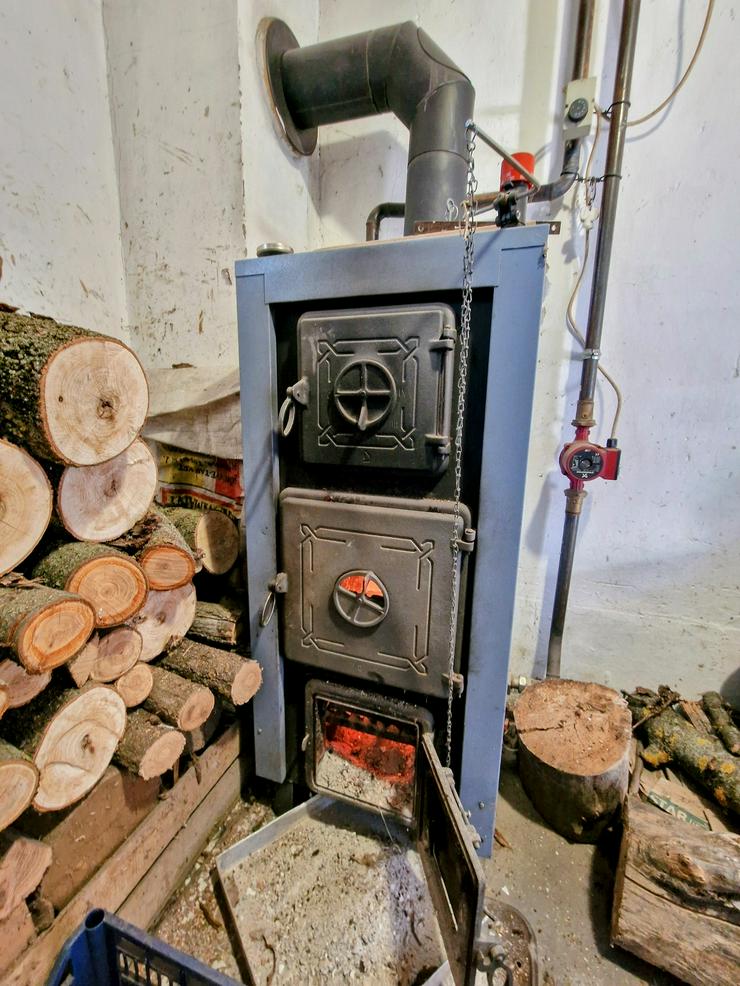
{"left": 115, "top": 664, "right": 154, "bottom": 708}
{"left": 90, "top": 628, "right": 143, "bottom": 683}
{"left": 18, "top": 598, "right": 96, "bottom": 674}
{"left": 0, "top": 661, "right": 51, "bottom": 709}
{"left": 231, "top": 660, "right": 263, "bottom": 706}
{"left": 130, "top": 584, "right": 197, "bottom": 662}
{"left": 197, "top": 511, "right": 240, "bottom": 575}
{"left": 41, "top": 337, "right": 148, "bottom": 466}
{"left": 139, "top": 546, "right": 196, "bottom": 591}
{"left": 67, "top": 555, "right": 148, "bottom": 628}
{"left": 0, "top": 441, "right": 52, "bottom": 577}
{"left": 58, "top": 438, "right": 157, "bottom": 542}
{"left": 115, "top": 710, "right": 185, "bottom": 779}
{"left": 33, "top": 687, "right": 127, "bottom": 812}
{"left": 0, "top": 760, "right": 38, "bottom": 833}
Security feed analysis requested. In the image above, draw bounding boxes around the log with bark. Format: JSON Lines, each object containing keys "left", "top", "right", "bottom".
{"left": 57, "top": 438, "right": 157, "bottom": 542}
{"left": 0, "top": 830, "right": 52, "bottom": 921}
{"left": 0, "top": 684, "right": 9, "bottom": 720}
{"left": 702, "top": 691, "right": 740, "bottom": 756}
{"left": 0, "top": 740, "right": 38, "bottom": 832}
{"left": 0, "top": 311, "right": 149, "bottom": 465}
{"left": 1, "top": 684, "right": 126, "bottom": 811}
{"left": 0, "top": 581, "right": 95, "bottom": 673}
{"left": 514, "top": 678, "right": 632, "bottom": 841}
{"left": 629, "top": 697, "right": 740, "bottom": 817}
{"left": 114, "top": 663, "right": 154, "bottom": 708}
{"left": 65, "top": 636, "right": 99, "bottom": 688}
{"left": 144, "top": 666, "right": 214, "bottom": 731}
{"left": 164, "top": 507, "right": 240, "bottom": 575}
{"left": 159, "top": 638, "right": 261, "bottom": 707}
{"left": 612, "top": 795, "right": 740, "bottom": 985}
{"left": 0, "top": 440, "right": 52, "bottom": 577}
{"left": 32, "top": 542, "right": 147, "bottom": 627}
{"left": 184, "top": 697, "right": 222, "bottom": 753}
{"left": 189, "top": 598, "right": 243, "bottom": 646}
{"left": 122, "top": 507, "right": 196, "bottom": 590}
{"left": 128, "top": 583, "right": 197, "bottom": 661}
{"left": 0, "top": 661, "right": 51, "bottom": 709}
{"left": 114, "top": 709, "right": 185, "bottom": 780}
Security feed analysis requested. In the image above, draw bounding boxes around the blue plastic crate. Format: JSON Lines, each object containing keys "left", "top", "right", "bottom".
{"left": 46, "top": 909, "right": 241, "bottom": 986}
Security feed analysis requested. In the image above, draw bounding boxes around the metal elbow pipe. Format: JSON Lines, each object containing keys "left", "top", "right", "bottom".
{"left": 266, "top": 20, "right": 475, "bottom": 234}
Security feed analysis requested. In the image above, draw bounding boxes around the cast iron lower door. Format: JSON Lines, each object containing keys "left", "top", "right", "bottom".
{"left": 279, "top": 488, "right": 471, "bottom": 697}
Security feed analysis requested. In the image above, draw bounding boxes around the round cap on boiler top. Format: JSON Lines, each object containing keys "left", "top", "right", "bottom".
{"left": 500, "top": 152, "right": 536, "bottom": 189}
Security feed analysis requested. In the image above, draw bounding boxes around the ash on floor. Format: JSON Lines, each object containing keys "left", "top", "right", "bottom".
{"left": 154, "top": 793, "right": 274, "bottom": 981}
{"left": 222, "top": 801, "right": 445, "bottom": 986}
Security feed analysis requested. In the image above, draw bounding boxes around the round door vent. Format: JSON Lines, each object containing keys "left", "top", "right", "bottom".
{"left": 333, "top": 359, "right": 396, "bottom": 432}
{"left": 333, "top": 570, "right": 389, "bottom": 627}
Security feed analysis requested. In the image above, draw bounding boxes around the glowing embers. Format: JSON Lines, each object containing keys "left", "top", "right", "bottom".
{"left": 312, "top": 696, "right": 422, "bottom": 821}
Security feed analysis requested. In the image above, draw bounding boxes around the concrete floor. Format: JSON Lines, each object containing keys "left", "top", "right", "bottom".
{"left": 485, "top": 756, "right": 678, "bottom": 986}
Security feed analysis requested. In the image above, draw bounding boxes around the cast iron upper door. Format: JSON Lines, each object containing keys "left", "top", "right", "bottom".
{"left": 293, "top": 304, "right": 456, "bottom": 472}
{"left": 279, "top": 488, "right": 471, "bottom": 698}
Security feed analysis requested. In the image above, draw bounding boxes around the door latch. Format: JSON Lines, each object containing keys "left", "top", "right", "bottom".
{"left": 259, "top": 572, "right": 288, "bottom": 627}
{"left": 278, "top": 377, "right": 309, "bottom": 437}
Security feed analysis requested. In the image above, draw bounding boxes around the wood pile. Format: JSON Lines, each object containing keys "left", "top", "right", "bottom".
{"left": 608, "top": 685, "right": 740, "bottom": 984}
{"left": 0, "top": 311, "right": 255, "bottom": 975}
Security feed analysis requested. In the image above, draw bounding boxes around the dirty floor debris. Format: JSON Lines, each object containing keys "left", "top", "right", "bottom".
{"left": 155, "top": 765, "right": 681, "bottom": 985}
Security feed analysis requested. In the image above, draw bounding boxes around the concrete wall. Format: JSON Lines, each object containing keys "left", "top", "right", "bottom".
{"left": 315, "top": 0, "right": 738, "bottom": 701}
{"left": 0, "top": 0, "right": 128, "bottom": 339}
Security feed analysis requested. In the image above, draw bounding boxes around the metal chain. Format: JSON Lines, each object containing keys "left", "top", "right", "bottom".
{"left": 445, "top": 121, "right": 477, "bottom": 768}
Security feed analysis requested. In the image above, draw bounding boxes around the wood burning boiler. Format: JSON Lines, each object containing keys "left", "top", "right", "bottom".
{"left": 237, "top": 225, "right": 547, "bottom": 858}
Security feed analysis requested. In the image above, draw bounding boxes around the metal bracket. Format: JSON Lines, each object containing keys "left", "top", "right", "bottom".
{"left": 442, "top": 671, "right": 465, "bottom": 698}
{"left": 581, "top": 348, "right": 601, "bottom": 360}
{"left": 457, "top": 527, "right": 477, "bottom": 553}
{"left": 426, "top": 433, "right": 452, "bottom": 457}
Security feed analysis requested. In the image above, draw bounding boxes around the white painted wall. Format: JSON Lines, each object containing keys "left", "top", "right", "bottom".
{"left": 0, "top": 0, "right": 127, "bottom": 339}
{"left": 1, "top": 1, "right": 735, "bottom": 700}
{"left": 315, "top": 0, "right": 739, "bottom": 701}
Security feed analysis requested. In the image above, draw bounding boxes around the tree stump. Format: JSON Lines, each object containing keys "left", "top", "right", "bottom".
{"left": 189, "top": 598, "right": 243, "bottom": 646}
{"left": 0, "top": 661, "right": 51, "bottom": 709}
{"left": 0, "top": 311, "right": 148, "bottom": 465}
{"left": 57, "top": 438, "right": 156, "bottom": 542}
{"left": 514, "top": 679, "right": 631, "bottom": 841}
{"left": 1, "top": 684, "right": 126, "bottom": 811}
{"left": 128, "top": 584, "right": 197, "bottom": 661}
{"left": 114, "top": 664, "right": 154, "bottom": 708}
{"left": 144, "top": 667, "right": 214, "bottom": 731}
{"left": 0, "top": 582, "right": 95, "bottom": 673}
{"left": 114, "top": 709, "right": 185, "bottom": 780}
{"left": 165, "top": 507, "right": 240, "bottom": 575}
{"left": 0, "top": 740, "right": 38, "bottom": 832}
{"left": 0, "top": 440, "right": 52, "bottom": 577}
{"left": 612, "top": 796, "right": 740, "bottom": 985}
{"left": 160, "top": 638, "right": 261, "bottom": 706}
{"left": 32, "top": 542, "right": 147, "bottom": 628}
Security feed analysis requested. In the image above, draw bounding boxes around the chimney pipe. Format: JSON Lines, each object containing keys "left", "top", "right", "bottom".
{"left": 261, "top": 19, "right": 475, "bottom": 235}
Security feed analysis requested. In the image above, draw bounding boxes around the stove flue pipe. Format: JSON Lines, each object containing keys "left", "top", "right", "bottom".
{"left": 263, "top": 20, "right": 475, "bottom": 235}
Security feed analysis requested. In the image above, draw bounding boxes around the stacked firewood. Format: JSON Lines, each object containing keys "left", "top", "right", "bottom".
{"left": 0, "top": 311, "right": 257, "bottom": 953}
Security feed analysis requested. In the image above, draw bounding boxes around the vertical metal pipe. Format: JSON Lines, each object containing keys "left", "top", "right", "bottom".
{"left": 546, "top": 0, "right": 641, "bottom": 679}
{"left": 578, "top": 0, "right": 640, "bottom": 407}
